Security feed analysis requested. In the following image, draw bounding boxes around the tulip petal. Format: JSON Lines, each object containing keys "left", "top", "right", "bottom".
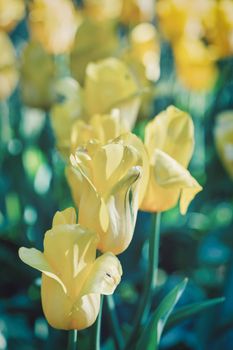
{"left": 18, "top": 247, "right": 67, "bottom": 293}
{"left": 53, "top": 207, "right": 77, "bottom": 226}
{"left": 81, "top": 252, "right": 122, "bottom": 296}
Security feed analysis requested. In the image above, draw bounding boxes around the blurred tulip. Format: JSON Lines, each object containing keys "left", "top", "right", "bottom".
{"left": 214, "top": 111, "right": 233, "bottom": 179}
{"left": 84, "top": 57, "right": 141, "bottom": 130}
{"left": 0, "top": 0, "right": 25, "bottom": 32}
{"left": 120, "top": 0, "right": 154, "bottom": 26}
{"left": 0, "top": 31, "right": 18, "bottom": 100}
{"left": 70, "top": 19, "right": 119, "bottom": 84}
{"left": 174, "top": 38, "right": 218, "bottom": 91}
{"left": 204, "top": 0, "right": 233, "bottom": 58}
{"left": 83, "top": 0, "right": 122, "bottom": 21}
{"left": 29, "top": 0, "right": 79, "bottom": 54}
{"left": 50, "top": 77, "right": 84, "bottom": 155}
{"left": 19, "top": 207, "right": 122, "bottom": 330}
{"left": 20, "top": 41, "right": 57, "bottom": 109}
{"left": 140, "top": 106, "right": 202, "bottom": 213}
{"left": 67, "top": 136, "right": 145, "bottom": 254}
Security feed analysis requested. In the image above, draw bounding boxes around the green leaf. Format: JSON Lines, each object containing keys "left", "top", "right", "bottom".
{"left": 166, "top": 297, "right": 225, "bottom": 330}
{"left": 136, "top": 278, "right": 188, "bottom": 350}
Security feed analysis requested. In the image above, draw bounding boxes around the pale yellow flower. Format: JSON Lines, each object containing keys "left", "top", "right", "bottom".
{"left": 214, "top": 110, "right": 233, "bottom": 179}
{"left": 0, "top": 0, "right": 25, "bottom": 32}
{"left": 140, "top": 106, "right": 202, "bottom": 213}
{"left": 20, "top": 41, "right": 57, "bottom": 109}
{"left": 67, "top": 135, "right": 148, "bottom": 254}
{"left": 84, "top": 57, "right": 141, "bottom": 131}
{"left": 83, "top": 0, "right": 122, "bottom": 21}
{"left": 70, "top": 19, "right": 119, "bottom": 85}
{"left": 120, "top": 0, "right": 154, "bottom": 26}
{"left": 173, "top": 38, "right": 218, "bottom": 91}
{"left": 0, "top": 31, "right": 18, "bottom": 100}
{"left": 50, "top": 77, "right": 84, "bottom": 155}
{"left": 29, "top": 0, "right": 79, "bottom": 54}
{"left": 19, "top": 208, "right": 122, "bottom": 330}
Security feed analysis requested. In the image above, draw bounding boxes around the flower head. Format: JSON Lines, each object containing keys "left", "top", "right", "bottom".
{"left": 19, "top": 208, "right": 122, "bottom": 330}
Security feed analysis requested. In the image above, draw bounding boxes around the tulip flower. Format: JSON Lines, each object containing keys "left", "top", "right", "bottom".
{"left": 70, "top": 19, "right": 119, "bottom": 85}
{"left": 0, "top": 32, "right": 18, "bottom": 100}
{"left": 0, "top": 0, "right": 25, "bottom": 32}
{"left": 50, "top": 77, "right": 84, "bottom": 155}
{"left": 140, "top": 106, "right": 202, "bottom": 213}
{"left": 20, "top": 41, "right": 57, "bottom": 109}
{"left": 19, "top": 207, "right": 122, "bottom": 330}
{"left": 29, "top": 0, "right": 79, "bottom": 54}
{"left": 173, "top": 38, "right": 218, "bottom": 91}
{"left": 67, "top": 135, "right": 148, "bottom": 254}
{"left": 84, "top": 57, "right": 141, "bottom": 131}
{"left": 120, "top": 0, "right": 154, "bottom": 26}
{"left": 214, "top": 110, "right": 233, "bottom": 179}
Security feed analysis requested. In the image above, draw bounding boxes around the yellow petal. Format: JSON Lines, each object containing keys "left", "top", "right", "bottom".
{"left": 0, "top": 0, "right": 25, "bottom": 32}
{"left": 18, "top": 247, "right": 67, "bottom": 293}
{"left": 52, "top": 207, "right": 77, "bottom": 226}
{"left": 41, "top": 274, "right": 100, "bottom": 330}
{"left": 145, "top": 105, "right": 194, "bottom": 167}
{"left": 82, "top": 252, "right": 122, "bottom": 296}
{"left": 84, "top": 57, "right": 140, "bottom": 129}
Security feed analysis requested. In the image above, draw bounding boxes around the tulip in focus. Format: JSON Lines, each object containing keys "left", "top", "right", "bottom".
{"left": 214, "top": 110, "right": 233, "bottom": 179}
{"left": 67, "top": 135, "right": 147, "bottom": 254}
{"left": 140, "top": 106, "right": 202, "bottom": 213}
{"left": 0, "top": 31, "right": 18, "bottom": 100}
{"left": 19, "top": 208, "right": 122, "bottom": 330}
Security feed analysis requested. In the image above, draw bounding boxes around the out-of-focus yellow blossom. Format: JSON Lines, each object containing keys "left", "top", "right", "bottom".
{"left": 50, "top": 77, "right": 84, "bottom": 155}
{"left": 70, "top": 111, "right": 126, "bottom": 154}
{"left": 214, "top": 111, "right": 233, "bottom": 179}
{"left": 84, "top": 58, "right": 141, "bottom": 131}
{"left": 0, "top": 32, "right": 18, "bottom": 100}
{"left": 120, "top": 0, "right": 154, "bottom": 26}
{"left": 173, "top": 38, "right": 218, "bottom": 91}
{"left": 0, "top": 0, "right": 25, "bottom": 32}
{"left": 67, "top": 135, "right": 148, "bottom": 254}
{"left": 140, "top": 106, "right": 202, "bottom": 213}
{"left": 20, "top": 41, "right": 57, "bottom": 109}
{"left": 70, "top": 19, "right": 119, "bottom": 85}
{"left": 83, "top": 0, "right": 122, "bottom": 21}
{"left": 204, "top": 0, "right": 233, "bottom": 58}
{"left": 29, "top": 0, "right": 79, "bottom": 54}
{"left": 19, "top": 207, "right": 122, "bottom": 330}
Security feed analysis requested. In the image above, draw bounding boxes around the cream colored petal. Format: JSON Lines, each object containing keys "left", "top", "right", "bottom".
{"left": 145, "top": 105, "right": 194, "bottom": 167}
{"left": 81, "top": 253, "right": 122, "bottom": 296}
{"left": 18, "top": 247, "right": 67, "bottom": 293}
{"left": 52, "top": 207, "right": 77, "bottom": 226}
{"left": 41, "top": 274, "right": 100, "bottom": 330}
{"left": 99, "top": 166, "right": 142, "bottom": 254}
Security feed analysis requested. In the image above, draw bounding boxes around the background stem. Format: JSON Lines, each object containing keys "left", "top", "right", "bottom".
{"left": 67, "top": 330, "right": 78, "bottom": 350}
{"left": 106, "top": 295, "right": 124, "bottom": 350}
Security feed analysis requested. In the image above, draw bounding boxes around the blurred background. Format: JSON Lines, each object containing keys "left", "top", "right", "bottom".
{"left": 0, "top": 0, "right": 233, "bottom": 349}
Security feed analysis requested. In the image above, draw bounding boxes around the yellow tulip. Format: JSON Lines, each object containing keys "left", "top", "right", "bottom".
{"left": 84, "top": 57, "right": 141, "bottom": 131}
{"left": 70, "top": 111, "right": 126, "bottom": 154}
{"left": 120, "top": 0, "right": 154, "bottom": 26}
{"left": 83, "top": 0, "right": 122, "bottom": 21}
{"left": 50, "top": 77, "right": 84, "bottom": 155}
{"left": 0, "top": 0, "right": 25, "bottom": 32}
{"left": 67, "top": 135, "right": 148, "bottom": 254}
{"left": 140, "top": 106, "right": 202, "bottom": 213}
{"left": 0, "top": 31, "right": 18, "bottom": 100}
{"left": 214, "top": 110, "right": 233, "bottom": 179}
{"left": 29, "top": 0, "right": 79, "bottom": 54}
{"left": 20, "top": 41, "right": 57, "bottom": 109}
{"left": 19, "top": 207, "right": 122, "bottom": 330}
{"left": 173, "top": 38, "right": 218, "bottom": 91}
{"left": 70, "top": 19, "right": 119, "bottom": 85}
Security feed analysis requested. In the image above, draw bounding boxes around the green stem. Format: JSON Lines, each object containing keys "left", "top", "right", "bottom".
{"left": 92, "top": 296, "right": 103, "bottom": 350}
{"left": 67, "top": 330, "right": 78, "bottom": 350}
{"left": 124, "top": 212, "right": 161, "bottom": 349}
{"left": 106, "top": 295, "right": 124, "bottom": 350}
